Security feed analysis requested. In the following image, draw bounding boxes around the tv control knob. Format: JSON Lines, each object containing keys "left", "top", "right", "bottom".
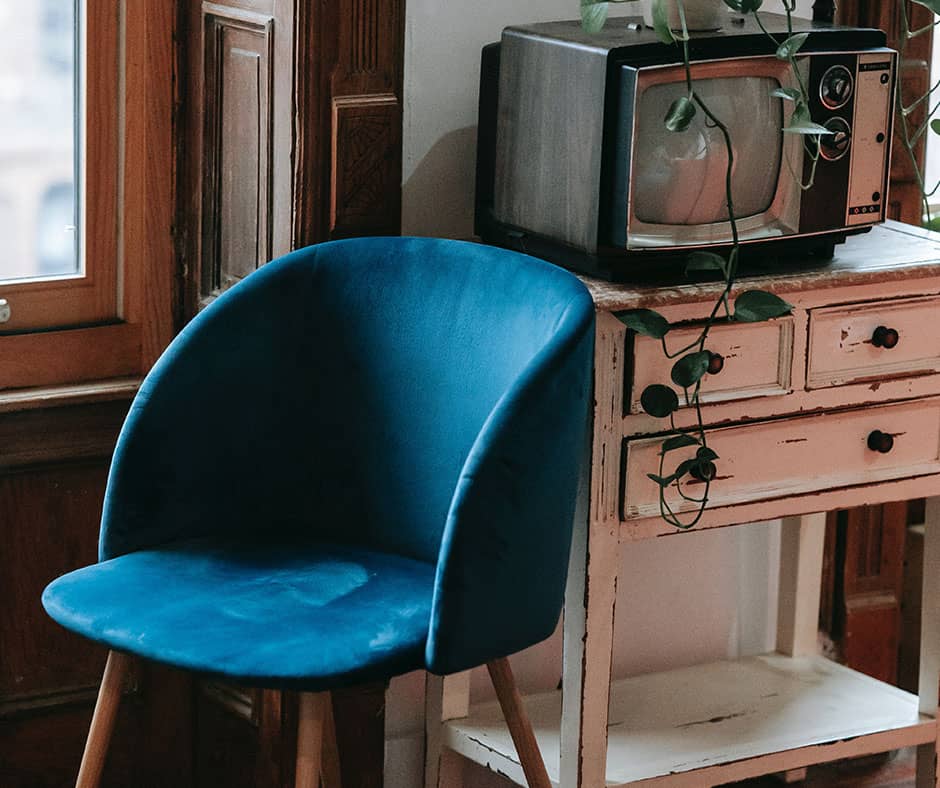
{"left": 820, "top": 117, "right": 852, "bottom": 162}
{"left": 820, "top": 65, "right": 854, "bottom": 110}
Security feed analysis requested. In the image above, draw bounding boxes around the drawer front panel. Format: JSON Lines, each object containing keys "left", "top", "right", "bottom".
{"left": 807, "top": 295, "right": 940, "bottom": 389}
{"left": 629, "top": 318, "right": 794, "bottom": 414}
{"left": 623, "top": 399, "right": 940, "bottom": 520}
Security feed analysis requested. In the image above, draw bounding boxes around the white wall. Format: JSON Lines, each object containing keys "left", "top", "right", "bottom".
{"left": 395, "top": 3, "right": 809, "bottom": 786}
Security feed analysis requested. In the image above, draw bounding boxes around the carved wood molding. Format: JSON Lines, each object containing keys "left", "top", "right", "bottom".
{"left": 293, "top": 0, "right": 404, "bottom": 246}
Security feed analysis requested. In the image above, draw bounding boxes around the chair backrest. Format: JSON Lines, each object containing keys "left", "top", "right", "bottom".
{"left": 99, "top": 238, "right": 594, "bottom": 660}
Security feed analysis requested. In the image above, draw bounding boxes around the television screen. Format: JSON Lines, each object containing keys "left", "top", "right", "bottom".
{"left": 633, "top": 77, "right": 783, "bottom": 225}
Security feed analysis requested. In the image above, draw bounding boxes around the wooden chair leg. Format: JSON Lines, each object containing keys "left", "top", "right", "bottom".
{"left": 296, "top": 691, "right": 329, "bottom": 788}
{"left": 486, "top": 657, "right": 551, "bottom": 788}
{"left": 320, "top": 694, "right": 342, "bottom": 788}
{"left": 76, "top": 650, "right": 131, "bottom": 788}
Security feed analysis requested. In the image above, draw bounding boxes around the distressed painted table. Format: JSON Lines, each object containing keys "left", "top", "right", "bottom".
{"left": 426, "top": 220, "right": 940, "bottom": 787}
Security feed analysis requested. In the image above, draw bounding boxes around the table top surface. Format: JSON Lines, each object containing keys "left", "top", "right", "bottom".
{"left": 582, "top": 221, "right": 940, "bottom": 312}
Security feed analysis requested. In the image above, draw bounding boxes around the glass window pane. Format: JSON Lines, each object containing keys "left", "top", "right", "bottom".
{"left": 0, "top": 0, "right": 78, "bottom": 282}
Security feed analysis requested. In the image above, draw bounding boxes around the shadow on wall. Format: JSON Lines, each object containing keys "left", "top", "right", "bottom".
{"left": 402, "top": 125, "right": 478, "bottom": 239}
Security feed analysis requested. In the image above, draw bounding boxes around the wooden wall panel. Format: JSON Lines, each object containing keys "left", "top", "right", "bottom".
{"left": 181, "top": 0, "right": 294, "bottom": 315}
{"left": 293, "top": 0, "right": 404, "bottom": 246}
{"left": 202, "top": 11, "right": 274, "bottom": 298}
{"left": 839, "top": 503, "right": 908, "bottom": 683}
{"left": 0, "top": 400, "right": 193, "bottom": 787}
{"left": 0, "top": 463, "right": 109, "bottom": 704}
{"left": 331, "top": 96, "right": 401, "bottom": 236}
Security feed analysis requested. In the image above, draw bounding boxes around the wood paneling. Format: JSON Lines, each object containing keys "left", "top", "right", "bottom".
{"left": 0, "top": 399, "right": 193, "bottom": 787}
{"left": 331, "top": 96, "right": 402, "bottom": 236}
{"left": 122, "top": 0, "right": 180, "bottom": 367}
{"left": 292, "top": 0, "right": 404, "bottom": 246}
{"left": 840, "top": 503, "right": 908, "bottom": 683}
{"left": 202, "top": 10, "right": 274, "bottom": 298}
{"left": 0, "top": 463, "right": 109, "bottom": 703}
{"left": 180, "top": 0, "right": 294, "bottom": 315}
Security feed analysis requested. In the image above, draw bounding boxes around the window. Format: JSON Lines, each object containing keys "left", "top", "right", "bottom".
{"left": 0, "top": 0, "right": 174, "bottom": 393}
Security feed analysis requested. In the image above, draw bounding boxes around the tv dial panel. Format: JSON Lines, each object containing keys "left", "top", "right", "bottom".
{"left": 842, "top": 52, "right": 895, "bottom": 226}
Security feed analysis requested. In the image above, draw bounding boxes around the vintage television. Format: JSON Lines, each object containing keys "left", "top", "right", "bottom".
{"left": 475, "top": 13, "right": 898, "bottom": 279}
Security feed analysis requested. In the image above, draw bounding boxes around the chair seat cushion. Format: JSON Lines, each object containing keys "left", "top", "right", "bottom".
{"left": 42, "top": 538, "right": 435, "bottom": 690}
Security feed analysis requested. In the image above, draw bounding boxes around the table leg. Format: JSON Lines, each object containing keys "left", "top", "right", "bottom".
{"left": 916, "top": 497, "right": 940, "bottom": 787}
{"left": 560, "top": 314, "right": 623, "bottom": 788}
{"left": 424, "top": 671, "right": 470, "bottom": 788}
{"left": 776, "top": 513, "right": 826, "bottom": 657}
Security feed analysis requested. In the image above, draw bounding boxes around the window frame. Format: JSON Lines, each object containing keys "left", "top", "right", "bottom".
{"left": 0, "top": 0, "right": 175, "bottom": 394}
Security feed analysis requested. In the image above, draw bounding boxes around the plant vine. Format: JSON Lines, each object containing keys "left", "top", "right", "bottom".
{"left": 897, "top": 1, "right": 940, "bottom": 226}
{"left": 579, "top": 0, "right": 833, "bottom": 528}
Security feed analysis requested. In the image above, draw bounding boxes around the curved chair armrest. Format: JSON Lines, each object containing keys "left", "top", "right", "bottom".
{"left": 425, "top": 297, "right": 595, "bottom": 675}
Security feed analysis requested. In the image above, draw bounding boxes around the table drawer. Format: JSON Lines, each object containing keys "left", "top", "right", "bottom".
{"left": 807, "top": 295, "right": 940, "bottom": 389}
{"left": 623, "top": 398, "right": 940, "bottom": 520}
{"left": 628, "top": 318, "right": 794, "bottom": 413}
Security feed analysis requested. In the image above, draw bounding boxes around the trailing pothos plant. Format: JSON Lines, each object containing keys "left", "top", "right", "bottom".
{"left": 579, "top": 0, "right": 833, "bottom": 528}
{"left": 895, "top": 0, "right": 940, "bottom": 227}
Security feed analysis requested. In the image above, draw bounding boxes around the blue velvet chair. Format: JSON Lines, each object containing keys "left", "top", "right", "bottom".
{"left": 42, "top": 237, "right": 595, "bottom": 788}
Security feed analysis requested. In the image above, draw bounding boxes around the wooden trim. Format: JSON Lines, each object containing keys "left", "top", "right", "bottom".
{"left": 122, "top": 0, "right": 177, "bottom": 368}
{"left": 1, "top": 324, "right": 141, "bottom": 392}
{"left": 0, "top": 398, "right": 129, "bottom": 471}
{"left": 0, "top": 377, "right": 140, "bottom": 414}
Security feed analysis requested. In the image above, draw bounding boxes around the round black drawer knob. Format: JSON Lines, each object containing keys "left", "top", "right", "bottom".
{"left": 867, "top": 430, "right": 895, "bottom": 454}
{"left": 707, "top": 352, "right": 725, "bottom": 375}
{"left": 871, "top": 325, "right": 899, "bottom": 349}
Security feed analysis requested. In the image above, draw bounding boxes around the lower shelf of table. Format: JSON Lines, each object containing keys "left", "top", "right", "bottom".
{"left": 443, "top": 653, "right": 937, "bottom": 787}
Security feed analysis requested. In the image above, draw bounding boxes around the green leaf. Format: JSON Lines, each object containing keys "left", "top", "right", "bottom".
{"left": 722, "top": 0, "right": 763, "bottom": 11}
{"left": 771, "top": 87, "right": 802, "bottom": 102}
{"left": 640, "top": 384, "right": 679, "bottom": 418}
{"left": 617, "top": 308, "right": 670, "bottom": 339}
{"left": 913, "top": 0, "right": 940, "bottom": 13}
{"left": 776, "top": 32, "right": 809, "bottom": 61}
{"left": 685, "top": 251, "right": 728, "bottom": 276}
{"left": 696, "top": 446, "right": 719, "bottom": 462}
{"left": 647, "top": 472, "right": 677, "bottom": 487}
{"left": 651, "top": 0, "right": 675, "bottom": 44}
{"left": 784, "top": 119, "right": 832, "bottom": 135}
{"left": 661, "top": 433, "right": 701, "bottom": 453}
{"left": 665, "top": 95, "right": 696, "bottom": 132}
{"left": 733, "top": 290, "right": 793, "bottom": 322}
{"left": 671, "top": 351, "right": 711, "bottom": 388}
{"left": 580, "top": 1, "right": 609, "bottom": 33}
{"left": 674, "top": 458, "right": 697, "bottom": 479}
{"left": 931, "top": 118, "right": 940, "bottom": 136}
{"left": 784, "top": 104, "right": 833, "bottom": 136}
